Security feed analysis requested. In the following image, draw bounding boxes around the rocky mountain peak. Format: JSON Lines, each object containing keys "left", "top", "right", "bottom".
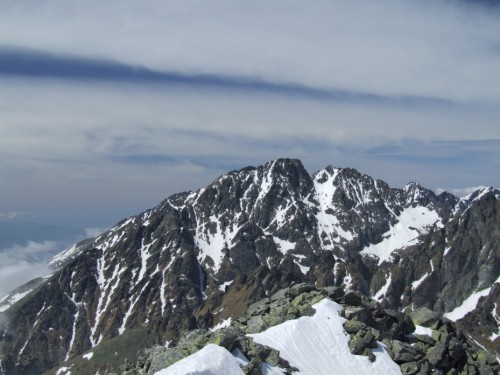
{"left": 0, "top": 159, "right": 498, "bottom": 375}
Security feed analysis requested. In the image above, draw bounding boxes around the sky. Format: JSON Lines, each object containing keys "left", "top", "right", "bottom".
{"left": 1, "top": 0, "right": 499, "bottom": 295}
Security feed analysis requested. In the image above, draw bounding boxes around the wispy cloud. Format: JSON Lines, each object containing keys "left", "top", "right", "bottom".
{"left": 0, "top": 226, "right": 106, "bottom": 297}
{"left": 1, "top": 0, "right": 500, "bottom": 102}
{"left": 0, "top": 241, "right": 58, "bottom": 296}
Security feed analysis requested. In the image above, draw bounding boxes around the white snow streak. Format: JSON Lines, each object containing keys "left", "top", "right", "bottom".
{"left": 411, "top": 271, "right": 429, "bottom": 291}
{"left": 119, "top": 280, "right": 151, "bottom": 334}
{"left": 444, "top": 276, "right": 500, "bottom": 322}
{"left": 374, "top": 274, "right": 391, "bottom": 300}
{"left": 56, "top": 367, "right": 72, "bottom": 375}
{"left": 343, "top": 272, "right": 353, "bottom": 290}
{"left": 490, "top": 303, "right": 500, "bottom": 341}
{"left": 65, "top": 272, "right": 81, "bottom": 361}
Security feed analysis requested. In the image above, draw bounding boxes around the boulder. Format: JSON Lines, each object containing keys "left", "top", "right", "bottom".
{"left": 400, "top": 361, "right": 420, "bottom": 375}
{"left": 391, "top": 340, "right": 424, "bottom": 363}
{"left": 408, "top": 308, "right": 440, "bottom": 329}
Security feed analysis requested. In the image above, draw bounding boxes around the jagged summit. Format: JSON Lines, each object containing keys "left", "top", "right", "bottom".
{"left": 0, "top": 159, "right": 498, "bottom": 375}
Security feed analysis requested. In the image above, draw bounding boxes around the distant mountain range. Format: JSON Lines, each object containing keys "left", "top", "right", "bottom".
{"left": 0, "top": 159, "right": 498, "bottom": 374}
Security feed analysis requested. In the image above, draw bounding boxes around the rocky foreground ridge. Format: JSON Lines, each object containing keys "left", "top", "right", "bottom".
{"left": 47, "top": 284, "right": 499, "bottom": 375}
{"left": 0, "top": 158, "right": 498, "bottom": 374}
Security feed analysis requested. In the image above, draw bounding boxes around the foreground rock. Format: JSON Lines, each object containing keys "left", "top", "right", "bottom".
{"left": 83, "top": 285, "right": 499, "bottom": 375}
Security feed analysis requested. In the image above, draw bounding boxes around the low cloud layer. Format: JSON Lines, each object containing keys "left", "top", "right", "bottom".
{"left": 0, "top": 241, "right": 58, "bottom": 297}
{"left": 0, "top": 226, "right": 106, "bottom": 297}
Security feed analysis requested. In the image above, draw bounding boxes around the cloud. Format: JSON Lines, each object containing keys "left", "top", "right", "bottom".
{"left": 0, "top": 0, "right": 499, "bottom": 233}
{"left": 0, "top": 211, "right": 33, "bottom": 220}
{"left": 0, "top": 241, "right": 59, "bottom": 297}
{"left": 84, "top": 228, "right": 105, "bottom": 238}
{"left": 0, "top": 0, "right": 499, "bottom": 102}
{"left": 0, "top": 78, "right": 499, "bottom": 227}
{"left": 0, "top": 226, "right": 108, "bottom": 297}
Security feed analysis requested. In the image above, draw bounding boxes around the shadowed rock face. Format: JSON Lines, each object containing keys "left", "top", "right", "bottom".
{"left": 0, "top": 158, "right": 498, "bottom": 374}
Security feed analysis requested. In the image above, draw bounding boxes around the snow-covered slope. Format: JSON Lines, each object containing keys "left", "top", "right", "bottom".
{"left": 154, "top": 344, "right": 246, "bottom": 375}
{"left": 250, "top": 299, "right": 401, "bottom": 375}
{"left": 154, "top": 299, "right": 401, "bottom": 375}
{"left": 360, "top": 206, "right": 442, "bottom": 265}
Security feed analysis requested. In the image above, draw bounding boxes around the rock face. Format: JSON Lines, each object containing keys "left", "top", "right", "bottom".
{"left": 0, "top": 158, "right": 499, "bottom": 374}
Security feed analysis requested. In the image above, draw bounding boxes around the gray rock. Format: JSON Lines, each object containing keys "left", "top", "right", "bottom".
{"left": 391, "top": 340, "right": 424, "bottom": 363}
{"left": 348, "top": 329, "right": 376, "bottom": 355}
{"left": 408, "top": 308, "right": 441, "bottom": 329}
{"left": 400, "top": 361, "right": 420, "bottom": 375}
{"left": 343, "top": 319, "right": 367, "bottom": 334}
{"left": 426, "top": 342, "right": 446, "bottom": 367}
{"left": 343, "top": 306, "right": 371, "bottom": 322}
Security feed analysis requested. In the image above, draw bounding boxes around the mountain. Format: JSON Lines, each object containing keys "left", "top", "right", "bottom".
{"left": 0, "top": 158, "right": 498, "bottom": 374}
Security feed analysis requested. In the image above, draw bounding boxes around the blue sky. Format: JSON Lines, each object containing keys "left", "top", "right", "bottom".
{"left": 0, "top": 0, "right": 499, "bottom": 294}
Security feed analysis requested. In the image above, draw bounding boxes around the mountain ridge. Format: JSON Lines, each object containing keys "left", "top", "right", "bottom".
{"left": 0, "top": 158, "right": 498, "bottom": 374}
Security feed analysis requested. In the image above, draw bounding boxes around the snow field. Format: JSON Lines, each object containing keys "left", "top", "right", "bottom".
{"left": 249, "top": 299, "right": 402, "bottom": 375}
{"left": 361, "top": 206, "right": 441, "bottom": 265}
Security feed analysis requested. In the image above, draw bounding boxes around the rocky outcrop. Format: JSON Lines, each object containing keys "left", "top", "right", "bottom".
{"left": 108, "top": 285, "right": 498, "bottom": 375}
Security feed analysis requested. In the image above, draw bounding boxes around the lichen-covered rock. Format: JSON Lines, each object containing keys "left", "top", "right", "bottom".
{"left": 400, "top": 361, "right": 420, "bottom": 375}
{"left": 408, "top": 308, "right": 441, "bottom": 329}
{"left": 348, "top": 329, "right": 377, "bottom": 354}
{"left": 343, "top": 319, "right": 367, "bottom": 334}
{"left": 390, "top": 341, "right": 424, "bottom": 363}
{"left": 426, "top": 342, "right": 447, "bottom": 367}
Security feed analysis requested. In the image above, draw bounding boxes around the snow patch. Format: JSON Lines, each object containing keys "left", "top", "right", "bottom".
{"left": 444, "top": 277, "right": 500, "bottom": 322}
{"left": 343, "top": 272, "right": 353, "bottom": 290}
{"left": 194, "top": 213, "right": 241, "bottom": 272}
{"left": 0, "top": 290, "right": 32, "bottom": 312}
{"left": 49, "top": 243, "right": 78, "bottom": 268}
{"left": 56, "top": 367, "right": 72, "bottom": 375}
{"left": 249, "top": 299, "right": 402, "bottom": 375}
{"left": 313, "top": 169, "right": 354, "bottom": 249}
{"left": 210, "top": 318, "right": 232, "bottom": 332}
{"left": 360, "top": 206, "right": 441, "bottom": 265}
{"left": 219, "top": 280, "right": 234, "bottom": 292}
{"left": 154, "top": 344, "right": 245, "bottom": 375}
{"left": 273, "top": 237, "right": 296, "bottom": 253}
{"left": 414, "top": 325, "right": 433, "bottom": 337}
{"left": 83, "top": 352, "right": 94, "bottom": 360}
